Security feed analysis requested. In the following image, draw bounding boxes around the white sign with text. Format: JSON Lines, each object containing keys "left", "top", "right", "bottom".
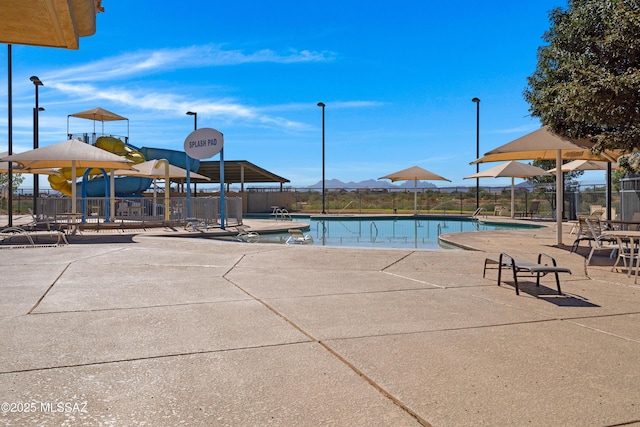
{"left": 183, "top": 128, "right": 224, "bottom": 159}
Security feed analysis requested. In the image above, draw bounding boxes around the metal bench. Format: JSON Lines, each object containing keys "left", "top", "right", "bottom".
{"left": 483, "top": 252, "right": 571, "bottom": 295}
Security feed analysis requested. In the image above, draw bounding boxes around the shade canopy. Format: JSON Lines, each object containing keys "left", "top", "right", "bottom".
{"left": 547, "top": 159, "right": 620, "bottom": 173}
{"left": 114, "top": 159, "right": 210, "bottom": 181}
{"left": 114, "top": 159, "right": 209, "bottom": 222}
{"left": 379, "top": 165, "right": 451, "bottom": 182}
{"left": 471, "top": 126, "right": 623, "bottom": 245}
{"left": 1, "top": 140, "right": 135, "bottom": 219}
{"left": 465, "top": 161, "right": 549, "bottom": 179}
{"left": 464, "top": 161, "right": 549, "bottom": 218}
{"left": 0, "top": 0, "right": 101, "bottom": 50}
{"left": 473, "top": 126, "right": 623, "bottom": 164}
{"left": 379, "top": 166, "right": 450, "bottom": 214}
{"left": 0, "top": 139, "right": 135, "bottom": 170}
{"left": 69, "top": 107, "right": 127, "bottom": 122}
{"left": 0, "top": 152, "right": 22, "bottom": 173}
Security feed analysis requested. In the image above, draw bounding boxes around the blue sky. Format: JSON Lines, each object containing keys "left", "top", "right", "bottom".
{"left": 1, "top": 1, "right": 580, "bottom": 189}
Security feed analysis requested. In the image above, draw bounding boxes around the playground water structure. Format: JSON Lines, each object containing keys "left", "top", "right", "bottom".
{"left": 48, "top": 109, "right": 200, "bottom": 197}
{"left": 246, "top": 215, "right": 543, "bottom": 250}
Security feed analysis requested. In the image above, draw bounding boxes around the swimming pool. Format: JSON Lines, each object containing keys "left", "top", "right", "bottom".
{"left": 251, "top": 215, "right": 542, "bottom": 250}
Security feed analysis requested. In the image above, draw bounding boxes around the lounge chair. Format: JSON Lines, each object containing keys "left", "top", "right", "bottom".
{"left": 235, "top": 226, "right": 260, "bottom": 243}
{"left": 0, "top": 226, "right": 69, "bottom": 248}
{"left": 493, "top": 204, "right": 507, "bottom": 216}
{"left": 27, "top": 208, "right": 52, "bottom": 230}
{"left": 611, "top": 235, "right": 639, "bottom": 280}
{"left": 516, "top": 201, "right": 540, "bottom": 218}
{"left": 571, "top": 214, "right": 603, "bottom": 252}
{"left": 584, "top": 217, "right": 618, "bottom": 270}
{"left": 483, "top": 252, "right": 571, "bottom": 295}
{"left": 286, "top": 229, "right": 313, "bottom": 245}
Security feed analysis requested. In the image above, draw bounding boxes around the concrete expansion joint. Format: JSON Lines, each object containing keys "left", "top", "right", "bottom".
{"left": 317, "top": 340, "right": 434, "bottom": 427}
{"left": 27, "top": 262, "right": 72, "bottom": 315}
{"left": 221, "top": 259, "right": 434, "bottom": 426}
{"left": 0, "top": 342, "right": 313, "bottom": 376}
{"left": 380, "top": 251, "right": 416, "bottom": 271}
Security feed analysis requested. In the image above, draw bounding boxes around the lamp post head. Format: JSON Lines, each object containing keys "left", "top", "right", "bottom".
{"left": 317, "top": 102, "right": 325, "bottom": 108}
{"left": 30, "top": 76, "right": 43, "bottom": 86}
{"left": 186, "top": 111, "right": 196, "bottom": 116}
{"left": 37, "top": 107, "right": 45, "bottom": 112}
{"left": 471, "top": 97, "right": 480, "bottom": 103}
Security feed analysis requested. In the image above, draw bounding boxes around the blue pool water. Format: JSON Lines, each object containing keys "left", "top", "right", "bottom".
{"left": 252, "top": 215, "right": 542, "bottom": 250}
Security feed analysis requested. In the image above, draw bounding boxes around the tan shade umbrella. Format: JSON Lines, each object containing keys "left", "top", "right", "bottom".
{"left": 1, "top": 139, "right": 135, "bottom": 217}
{"left": 68, "top": 107, "right": 127, "bottom": 122}
{"left": 379, "top": 165, "right": 451, "bottom": 214}
{"left": 464, "top": 161, "right": 549, "bottom": 218}
{"left": 67, "top": 107, "right": 129, "bottom": 136}
{"left": 547, "top": 159, "right": 620, "bottom": 173}
{"left": 113, "top": 159, "right": 210, "bottom": 180}
{"left": 0, "top": 152, "right": 23, "bottom": 173}
{"left": 0, "top": 0, "right": 100, "bottom": 49}
{"left": 472, "top": 126, "right": 624, "bottom": 245}
{"left": 473, "top": 126, "right": 623, "bottom": 164}
{"left": 0, "top": 139, "right": 135, "bottom": 170}
{"left": 113, "top": 159, "right": 211, "bottom": 221}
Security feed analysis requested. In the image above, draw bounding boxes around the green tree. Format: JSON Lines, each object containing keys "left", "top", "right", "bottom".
{"left": 0, "top": 172, "right": 25, "bottom": 194}
{"left": 527, "top": 160, "right": 584, "bottom": 209}
{"left": 524, "top": 0, "right": 640, "bottom": 153}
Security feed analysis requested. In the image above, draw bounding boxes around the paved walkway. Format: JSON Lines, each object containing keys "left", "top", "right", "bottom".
{"left": 0, "top": 217, "right": 639, "bottom": 426}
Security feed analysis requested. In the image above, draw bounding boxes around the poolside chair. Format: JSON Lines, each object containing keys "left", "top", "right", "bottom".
{"left": 27, "top": 208, "right": 51, "bottom": 230}
{"left": 611, "top": 235, "right": 639, "bottom": 279}
{"left": 590, "top": 205, "right": 605, "bottom": 218}
{"left": 571, "top": 214, "right": 600, "bottom": 252}
{"left": 494, "top": 204, "right": 507, "bottom": 216}
{"left": 286, "top": 229, "right": 313, "bottom": 245}
{"left": 516, "top": 201, "right": 540, "bottom": 218}
{"left": 235, "top": 226, "right": 260, "bottom": 243}
{"left": 584, "top": 217, "right": 618, "bottom": 269}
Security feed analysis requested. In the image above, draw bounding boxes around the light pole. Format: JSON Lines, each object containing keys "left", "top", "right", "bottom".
{"left": 185, "top": 111, "right": 197, "bottom": 210}
{"left": 317, "top": 102, "right": 326, "bottom": 214}
{"left": 472, "top": 97, "right": 480, "bottom": 211}
{"left": 186, "top": 111, "right": 197, "bottom": 130}
{"left": 30, "top": 76, "right": 43, "bottom": 217}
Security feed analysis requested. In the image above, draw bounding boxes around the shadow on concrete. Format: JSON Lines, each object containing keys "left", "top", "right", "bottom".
{"left": 501, "top": 281, "right": 600, "bottom": 307}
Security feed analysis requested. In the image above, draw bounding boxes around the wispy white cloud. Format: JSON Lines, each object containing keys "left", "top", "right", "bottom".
{"left": 49, "top": 81, "right": 309, "bottom": 130}
{"left": 493, "top": 124, "right": 540, "bottom": 135}
{"left": 33, "top": 44, "right": 338, "bottom": 131}
{"left": 327, "top": 101, "right": 385, "bottom": 108}
{"left": 45, "top": 45, "right": 336, "bottom": 83}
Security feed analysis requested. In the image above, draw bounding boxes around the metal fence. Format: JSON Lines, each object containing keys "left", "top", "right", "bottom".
{"left": 27, "top": 196, "right": 243, "bottom": 228}
{"left": 274, "top": 182, "right": 618, "bottom": 220}
{"left": 1, "top": 181, "right": 629, "bottom": 221}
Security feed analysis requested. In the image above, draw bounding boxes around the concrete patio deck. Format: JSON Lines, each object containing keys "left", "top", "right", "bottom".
{"left": 0, "top": 216, "right": 638, "bottom": 426}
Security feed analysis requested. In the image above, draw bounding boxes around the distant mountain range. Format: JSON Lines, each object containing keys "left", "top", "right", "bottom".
{"left": 306, "top": 178, "right": 534, "bottom": 190}
{"left": 308, "top": 179, "right": 437, "bottom": 189}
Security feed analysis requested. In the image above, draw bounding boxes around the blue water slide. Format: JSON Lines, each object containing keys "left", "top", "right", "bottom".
{"left": 77, "top": 176, "right": 153, "bottom": 197}
{"left": 77, "top": 147, "right": 199, "bottom": 197}
{"left": 139, "top": 147, "right": 200, "bottom": 171}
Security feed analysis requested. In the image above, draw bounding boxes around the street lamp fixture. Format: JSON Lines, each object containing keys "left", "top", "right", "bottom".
{"left": 186, "top": 111, "right": 197, "bottom": 130}
{"left": 31, "top": 76, "right": 43, "bottom": 217}
{"left": 472, "top": 97, "right": 480, "bottom": 211}
{"left": 317, "top": 102, "right": 326, "bottom": 214}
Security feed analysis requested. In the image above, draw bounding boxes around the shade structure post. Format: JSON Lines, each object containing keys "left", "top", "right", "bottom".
{"left": 109, "top": 171, "right": 115, "bottom": 222}
{"left": 556, "top": 150, "right": 563, "bottom": 245}
{"left": 71, "top": 160, "right": 77, "bottom": 222}
{"left": 220, "top": 147, "right": 225, "bottom": 230}
{"left": 413, "top": 179, "right": 418, "bottom": 214}
{"left": 511, "top": 177, "right": 515, "bottom": 219}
